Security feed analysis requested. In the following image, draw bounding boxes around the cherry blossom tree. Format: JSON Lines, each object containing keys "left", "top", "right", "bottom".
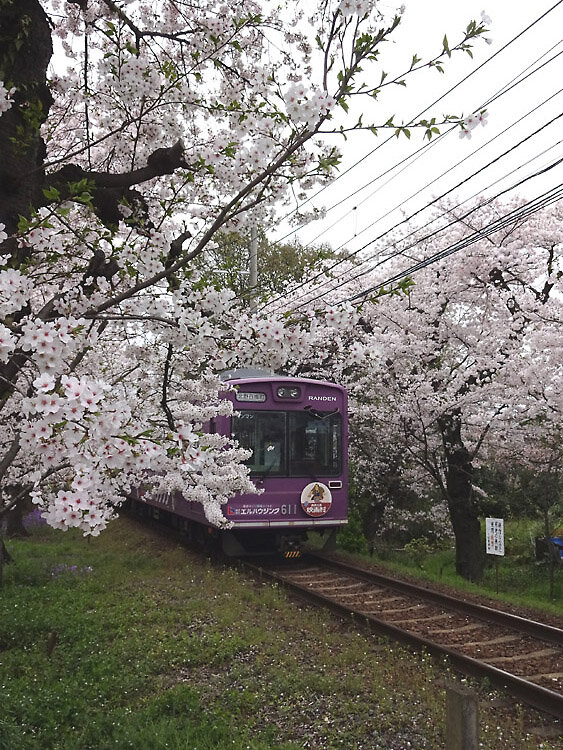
{"left": 342, "top": 198, "right": 563, "bottom": 580}
{"left": 0, "top": 0, "right": 490, "bottom": 546}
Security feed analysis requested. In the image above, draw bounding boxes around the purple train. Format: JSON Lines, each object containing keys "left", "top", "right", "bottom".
{"left": 133, "top": 374, "right": 348, "bottom": 556}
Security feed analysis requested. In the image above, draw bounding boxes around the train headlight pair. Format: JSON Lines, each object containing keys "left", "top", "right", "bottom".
{"left": 276, "top": 386, "right": 301, "bottom": 399}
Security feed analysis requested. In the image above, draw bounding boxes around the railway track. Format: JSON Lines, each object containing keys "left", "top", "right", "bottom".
{"left": 243, "top": 552, "right": 563, "bottom": 721}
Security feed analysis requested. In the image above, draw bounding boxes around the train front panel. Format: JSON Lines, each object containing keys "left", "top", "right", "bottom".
{"left": 135, "top": 376, "right": 348, "bottom": 554}
{"left": 221, "top": 377, "right": 348, "bottom": 550}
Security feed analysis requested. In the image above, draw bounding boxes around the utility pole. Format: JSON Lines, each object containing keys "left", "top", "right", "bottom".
{"left": 249, "top": 225, "right": 258, "bottom": 313}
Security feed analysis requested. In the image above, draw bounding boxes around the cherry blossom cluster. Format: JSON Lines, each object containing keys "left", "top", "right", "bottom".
{"left": 323, "top": 302, "right": 359, "bottom": 331}
{"left": 338, "top": 0, "right": 374, "bottom": 17}
{"left": 284, "top": 84, "right": 336, "bottom": 128}
{"left": 0, "top": 81, "right": 14, "bottom": 116}
{"left": 0, "top": 268, "right": 35, "bottom": 317}
{"left": 459, "top": 109, "right": 488, "bottom": 139}
{"left": 108, "top": 55, "right": 163, "bottom": 108}
{"left": 201, "top": 12, "right": 233, "bottom": 38}
{"left": 18, "top": 358, "right": 258, "bottom": 535}
{"left": 335, "top": 199, "right": 563, "bottom": 547}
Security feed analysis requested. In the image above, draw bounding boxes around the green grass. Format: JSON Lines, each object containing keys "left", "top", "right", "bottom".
{"left": 0, "top": 518, "right": 560, "bottom": 749}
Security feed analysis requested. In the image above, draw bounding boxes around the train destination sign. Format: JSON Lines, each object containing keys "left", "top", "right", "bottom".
{"left": 235, "top": 391, "right": 267, "bottom": 402}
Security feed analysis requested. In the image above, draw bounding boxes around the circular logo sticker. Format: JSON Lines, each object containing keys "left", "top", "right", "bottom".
{"left": 300, "top": 482, "right": 332, "bottom": 518}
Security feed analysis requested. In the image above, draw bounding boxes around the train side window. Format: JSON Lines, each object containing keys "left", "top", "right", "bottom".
{"left": 232, "top": 411, "right": 286, "bottom": 475}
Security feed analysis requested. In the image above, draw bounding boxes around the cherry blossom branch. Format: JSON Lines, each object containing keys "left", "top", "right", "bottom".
{"left": 0, "top": 461, "right": 71, "bottom": 519}
{"left": 161, "top": 344, "right": 175, "bottom": 431}
{"left": 83, "top": 127, "right": 320, "bottom": 317}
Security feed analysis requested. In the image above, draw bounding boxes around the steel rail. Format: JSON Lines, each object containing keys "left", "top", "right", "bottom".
{"left": 244, "top": 560, "right": 563, "bottom": 721}
{"left": 310, "top": 552, "right": 563, "bottom": 646}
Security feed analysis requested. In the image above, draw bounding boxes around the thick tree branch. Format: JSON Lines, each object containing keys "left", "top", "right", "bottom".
{"left": 47, "top": 139, "right": 189, "bottom": 192}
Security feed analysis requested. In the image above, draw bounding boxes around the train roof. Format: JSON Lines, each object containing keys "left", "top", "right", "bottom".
{"left": 221, "top": 367, "right": 340, "bottom": 385}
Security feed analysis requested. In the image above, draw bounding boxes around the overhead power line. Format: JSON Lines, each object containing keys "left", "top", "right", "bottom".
{"left": 298, "top": 154, "right": 563, "bottom": 309}
{"left": 285, "top": 138, "right": 563, "bottom": 312}
{"left": 261, "top": 108, "right": 563, "bottom": 313}
{"left": 339, "top": 181, "right": 563, "bottom": 305}
{"left": 260, "top": 21, "right": 563, "bottom": 311}
{"left": 301, "top": 45, "right": 563, "bottom": 251}
{"left": 271, "top": 0, "right": 563, "bottom": 237}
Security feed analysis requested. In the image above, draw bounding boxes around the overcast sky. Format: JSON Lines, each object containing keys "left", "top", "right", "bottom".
{"left": 272, "top": 0, "right": 563, "bottom": 262}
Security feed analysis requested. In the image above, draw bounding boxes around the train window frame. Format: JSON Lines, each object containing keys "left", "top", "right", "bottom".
{"left": 231, "top": 408, "right": 342, "bottom": 478}
{"left": 288, "top": 411, "right": 342, "bottom": 478}
{"left": 231, "top": 410, "right": 286, "bottom": 476}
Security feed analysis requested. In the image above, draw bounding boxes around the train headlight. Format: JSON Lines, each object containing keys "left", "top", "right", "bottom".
{"left": 276, "top": 386, "right": 301, "bottom": 399}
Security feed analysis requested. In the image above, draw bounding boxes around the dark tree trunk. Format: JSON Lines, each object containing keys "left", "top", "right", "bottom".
{"left": 3, "top": 489, "right": 33, "bottom": 537}
{"left": 0, "top": 0, "right": 53, "bottom": 236}
{"left": 439, "top": 411, "right": 484, "bottom": 581}
{"left": 0, "top": 522, "right": 13, "bottom": 589}
{"left": 0, "top": 0, "right": 54, "bottom": 412}
{"left": 362, "top": 494, "right": 386, "bottom": 556}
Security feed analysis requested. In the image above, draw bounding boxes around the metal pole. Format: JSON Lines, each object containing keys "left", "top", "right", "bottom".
{"left": 249, "top": 225, "right": 258, "bottom": 312}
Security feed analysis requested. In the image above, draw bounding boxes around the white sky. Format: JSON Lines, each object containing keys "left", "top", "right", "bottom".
{"left": 271, "top": 0, "right": 563, "bottom": 264}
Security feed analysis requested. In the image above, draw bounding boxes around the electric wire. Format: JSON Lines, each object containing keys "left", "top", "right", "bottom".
{"left": 339, "top": 181, "right": 563, "bottom": 305}
{"left": 297, "top": 154, "right": 563, "bottom": 309}
{"left": 261, "top": 108, "right": 563, "bottom": 313}
{"left": 353, "top": 137, "right": 563, "bottom": 268}
{"left": 333, "top": 105, "right": 563, "bottom": 261}
{"left": 306, "top": 137, "right": 563, "bottom": 306}
{"left": 271, "top": 0, "right": 563, "bottom": 237}
{"left": 301, "top": 44, "right": 563, "bottom": 250}
{"left": 260, "top": 50, "right": 563, "bottom": 312}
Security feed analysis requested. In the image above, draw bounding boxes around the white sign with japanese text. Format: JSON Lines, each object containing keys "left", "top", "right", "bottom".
{"left": 486, "top": 517, "right": 505, "bottom": 556}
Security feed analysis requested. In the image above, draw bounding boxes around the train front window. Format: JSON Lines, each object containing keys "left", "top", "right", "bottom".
{"left": 288, "top": 412, "right": 341, "bottom": 477}
{"left": 232, "top": 411, "right": 285, "bottom": 475}
{"left": 232, "top": 409, "right": 342, "bottom": 477}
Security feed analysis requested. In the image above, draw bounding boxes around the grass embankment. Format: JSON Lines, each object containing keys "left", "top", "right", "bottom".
{"left": 0, "top": 518, "right": 560, "bottom": 750}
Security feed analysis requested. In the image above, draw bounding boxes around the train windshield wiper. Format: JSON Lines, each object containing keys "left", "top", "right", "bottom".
{"left": 253, "top": 443, "right": 280, "bottom": 478}
{"left": 304, "top": 405, "right": 339, "bottom": 420}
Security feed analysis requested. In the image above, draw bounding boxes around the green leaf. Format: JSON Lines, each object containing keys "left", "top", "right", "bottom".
{"left": 42, "top": 185, "right": 61, "bottom": 201}
{"left": 442, "top": 34, "right": 451, "bottom": 57}
{"left": 17, "top": 215, "right": 30, "bottom": 234}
